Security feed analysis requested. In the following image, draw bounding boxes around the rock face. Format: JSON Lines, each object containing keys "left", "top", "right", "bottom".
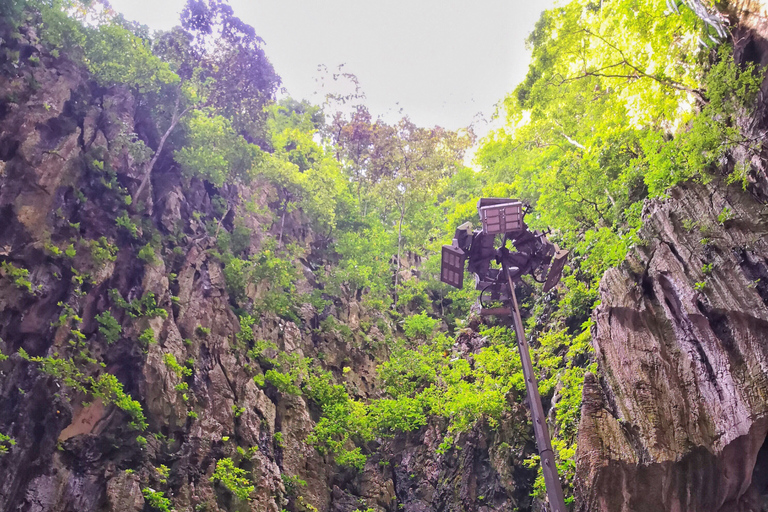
{"left": 0, "top": 19, "right": 536, "bottom": 512}
{"left": 575, "top": 182, "right": 768, "bottom": 512}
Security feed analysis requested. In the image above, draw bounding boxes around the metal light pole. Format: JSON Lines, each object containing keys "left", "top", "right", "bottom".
{"left": 440, "top": 198, "right": 569, "bottom": 512}
{"left": 503, "top": 262, "right": 567, "bottom": 512}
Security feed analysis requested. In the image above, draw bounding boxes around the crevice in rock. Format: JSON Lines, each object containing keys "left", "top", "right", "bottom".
{"left": 738, "top": 248, "right": 768, "bottom": 306}
{"left": 663, "top": 241, "right": 688, "bottom": 272}
{"left": 0, "top": 137, "right": 19, "bottom": 161}
{"left": 658, "top": 274, "right": 722, "bottom": 399}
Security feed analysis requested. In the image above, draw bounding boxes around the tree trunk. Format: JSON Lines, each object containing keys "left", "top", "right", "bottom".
{"left": 132, "top": 92, "right": 189, "bottom": 206}
{"left": 394, "top": 206, "right": 405, "bottom": 304}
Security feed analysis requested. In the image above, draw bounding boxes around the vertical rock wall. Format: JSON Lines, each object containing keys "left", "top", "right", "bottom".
{"left": 576, "top": 182, "right": 768, "bottom": 512}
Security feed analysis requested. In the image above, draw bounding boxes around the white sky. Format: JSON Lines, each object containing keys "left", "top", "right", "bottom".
{"left": 109, "top": 0, "right": 557, "bottom": 134}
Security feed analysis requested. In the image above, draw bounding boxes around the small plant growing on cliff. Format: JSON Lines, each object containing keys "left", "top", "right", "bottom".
{"left": 0, "top": 432, "right": 16, "bottom": 455}
{"left": 95, "top": 311, "right": 121, "bottom": 344}
{"left": 717, "top": 206, "right": 735, "bottom": 224}
{"left": 116, "top": 212, "right": 139, "bottom": 238}
{"left": 281, "top": 474, "right": 307, "bottom": 497}
{"left": 694, "top": 281, "right": 707, "bottom": 291}
{"left": 64, "top": 244, "right": 77, "bottom": 259}
{"left": 164, "top": 353, "right": 192, "bottom": 378}
{"left": 44, "top": 242, "right": 63, "bottom": 257}
{"left": 109, "top": 289, "right": 167, "bottom": 319}
{"left": 210, "top": 457, "right": 254, "bottom": 501}
{"left": 90, "top": 373, "right": 147, "bottom": 430}
{"left": 88, "top": 237, "right": 118, "bottom": 264}
{"left": 156, "top": 464, "right": 170, "bottom": 484}
{"left": 701, "top": 263, "right": 714, "bottom": 275}
{"left": 196, "top": 325, "right": 210, "bottom": 337}
{"left": 1, "top": 261, "right": 34, "bottom": 293}
{"left": 138, "top": 244, "right": 159, "bottom": 265}
{"left": 402, "top": 312, "right": 438, "bottom": 341}
{"left": 142, "top": 488, "right": 171, "bottom": 512}
{"left": 138, "top": 328, "right": 155, "bottom": 348}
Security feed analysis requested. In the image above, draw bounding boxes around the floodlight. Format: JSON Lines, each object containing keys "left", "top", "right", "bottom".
{"left": 442, "top": 206, "right": 568, "bottom": 512}
{"left": 478, "top": 200, "right": 523, "bottom": 235}
{"left": 440, "top": 240, "right": 466, "bottom": 289}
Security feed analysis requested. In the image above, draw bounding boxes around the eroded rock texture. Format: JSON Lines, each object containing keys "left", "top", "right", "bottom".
{"left": 576, "top": 182, "right": 768, "bottom": 512}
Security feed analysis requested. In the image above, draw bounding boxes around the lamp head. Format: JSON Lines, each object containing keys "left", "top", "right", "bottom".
{"left": 477, "top": 198, "right": 524, "bottom": 235}
{"left": 440, "top": 239, "right": 466, "bottom": 289}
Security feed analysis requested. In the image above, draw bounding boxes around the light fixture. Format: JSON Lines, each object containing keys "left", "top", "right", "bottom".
{"left": 477, "top": 198, "right": 524, "bottom": 235}
{"left": 440, "top": 240, "right": 466, "bottom": 289}
{"left": 439, "top": 197, "right": 567, "bottom": 512}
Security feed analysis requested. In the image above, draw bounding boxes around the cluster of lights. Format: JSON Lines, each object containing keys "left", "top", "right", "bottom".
{"left": 437, "top": 197, "right": 569, "bottom": 512}
{"left": 440, "top": 198, "right": 567, "bottom": 294}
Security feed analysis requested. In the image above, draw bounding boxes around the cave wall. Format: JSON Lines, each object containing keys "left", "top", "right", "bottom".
{"left": 575, "top": 182, "right": 768, "bottom": 512}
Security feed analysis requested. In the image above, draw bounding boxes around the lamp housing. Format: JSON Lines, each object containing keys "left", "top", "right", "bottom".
{"left": 441, "top": 240, "right": 466, "bottom": 289}
{"left": 477, "top": 199, "right": 524, "bottom": 235}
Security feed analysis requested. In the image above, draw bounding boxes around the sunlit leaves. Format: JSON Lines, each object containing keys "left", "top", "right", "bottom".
{"left": 84, "top": 23, "right": 179, "bottom": 92}
{"left": 176, "top": 111, "right": 262, "bottom": 187}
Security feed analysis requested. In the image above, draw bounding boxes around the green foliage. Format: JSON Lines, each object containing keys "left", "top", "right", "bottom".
{"left": 13, "top": 0, "right": 761, "bottom": 500}
{"left": 88, "top": 236, "right": 119, "bottom": 264}
{"left": 85, "top": 22, "right": 179, "bottom": 92}
{"left": 164, "top": 353, "right": 192, "bottom": 378}
{"left": 176, "top": 111, "right": 262, "bottom": 187}
{"left": 210, "top": 458, "right": 254, "bottom": 501}
{"left": 402, "top": 312, "right": 438, "bottom": 341}
{"left": 31, "top": 354, "right": 87, "bottom": 392}
{"left": 138, "top": 328, "right": 156, "bottom": 348}
{"left": 281, "top": 473, "right": 307, "bottom": 497}
{"left": 142, "top": 488, "right": 172, "bottom": 512}
{"left": 0, "top": 432, "right": 16, "bottom": 456}
{"left": 137, "top": 244, "right": 159, "bottom": 265}
{"left": 90, "top": 373, "right": 147, "bottom": 430}
{"left": 109, "top": 289, "right": 167, "bottom": 319}
{"left": 265, "top": 369, "right": 301, "bottom": 394}
{"left": 64, "top": 244, "right": 76, "bottom": 259}
{"left": 236, "top": 314, "right": 256, "bottom": 346}
{"left": 1, "top": 261, "right": 34, "bottom": 293}
{"left": 642, "top": 47, "right": 763, "bottom": 196}
{"left": 35, "top": 0, "right": 87, "bottom": 52}
{"left": 116, "top": 212, "right": 139, "bottom": 238}
{"left": 717, "top": 206, "right": 735, "bottom": 224}
{"left": 223, "top": 238, "right": 300, "bottom": 319}
{"left": 323, "top": 223, "right": 396, "bottom": 309}
{"left": 95, "top": 311, "right": 122, "bottom": 344}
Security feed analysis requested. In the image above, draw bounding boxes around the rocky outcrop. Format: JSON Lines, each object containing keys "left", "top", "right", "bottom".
{"left": 575, "top": 182, "right": 768, "bottom": 512}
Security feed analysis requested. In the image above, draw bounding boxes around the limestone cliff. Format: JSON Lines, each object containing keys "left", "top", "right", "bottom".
{"left": 575, "top": 182, "right": 768, "bottom": 511}
{"left": 0, "top": 19, "right": 537, "bottom": 512}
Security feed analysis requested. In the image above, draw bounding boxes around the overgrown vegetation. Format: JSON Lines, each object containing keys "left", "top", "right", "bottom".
{"left": 0, "top": 0, "right": 761, "bottom": 508}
